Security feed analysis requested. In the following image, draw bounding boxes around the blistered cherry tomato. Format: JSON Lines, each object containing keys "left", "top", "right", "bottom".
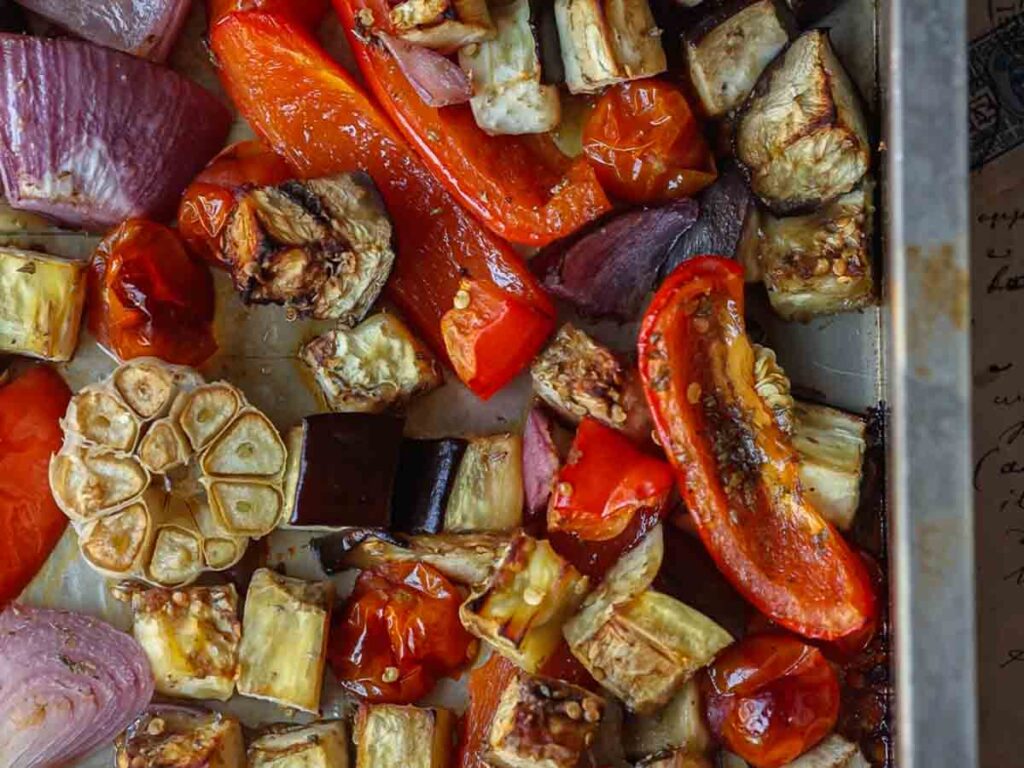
{"left": 702, "top": 634, "right": 840, "bottom": 768}
{"left": 177, "top": 140, "right": 292, "bottom": 267}
{"left": 328, "top": 562, "right": 476, "bottom": 703}
{"left": 582, "top": 80, "right": 716, "bottom": 204}
{"left": 88, "top": 219, "right": 217, "bottom": 366}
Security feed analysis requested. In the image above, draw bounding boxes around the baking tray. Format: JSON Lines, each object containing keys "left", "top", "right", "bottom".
{"left": 9, "top": 0, "right": 977, "bottom": 765}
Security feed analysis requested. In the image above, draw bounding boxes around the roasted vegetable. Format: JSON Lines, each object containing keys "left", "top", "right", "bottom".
{"left": 702, "top": 635, "right": 840, "bottom": 768}
{"left": 583, "top": 81, "right": 716, "bottom": 203}
{"left": 792, "top": 402, "right": 867, "bottom": 531}
{"left": 637, "top": 750, "right": 714, "bottom": 768}
{"left": 660, "top": 160, "right": 760, "bottom": 282}
{"left": 283, "top": 413, "right": 405, "bottom": 529}
{"left": 248, "top": 721, "right": 350, "bottom": 768}
{"left": 533, "top": 201, "right": 699, "bottom": 321}
{"left": 313, "top": 529, "right": 511, "bottom": 586}
{"left": 624, "top": 679, "right": 711, "bottom": 761}
{"left": 387, "top": 0, "right": 494, "bottom": 51}
{"left": 461, "top": 533, "right": 589, "bottom": 672}
{"left": 354, "top": 703, "right": 455, "bottom": 768}
{"left": 0, "top": 248, "right": 86, "bottom": 362}
{"left": 302, "top": 313, "right": 442, "bottom": 413}
{"left": 564, "top": 526, "right": 733, "bottom": 713}
{"left": 555, "top": 0, "right": 667, "bottom": 93}
{"left": 523, "top": 405, "right": 561, "bottom": 516}
{"left": 208, "top": 0, "right": 329, "bottom": 27}
{"left": 548, "top": 419, "right": 673, "bottom": 542}
{"left": 684, "top": 0, "right": 794, "bottom": 118}
{"left": 531, "top": 325, "right": 650, "bottom": 439}
{"left": 328, "top": 562, "right": 475, "bottom": 703}
{"left": 212, "top": 12, "right": 556, "bottom": 396}
{"left": 638, "top": 257, "right": 876, "bottom": 640}
{"left": 237, "top": 569, "right": 334, "bottom": 713}
{"left": 781, "top": 0, "right": 844, "bottom": 24}
{"left": 225, "top": 173, "right": 395, "bottom": 323}
{"left": 115, "top": 707, "right": 245, "bottom": 768}
{"left": 392, "top": 437, "right": 468, "bottom": 533}
{"left": 734, "top": 29, "right": 869, "bottom": 215}
{"left": 459, "top": 0, "right": 560, "bottom": 135}
{"left": 379, "top": 32, "right": 473, "bottom": 107}
{"left": 486, "top": 669, "right": 605, "bottom": 768}
{"left": 445, "top": 433, "right": 524, "bottom": 532}
{"left": 758, "top": 182, "right": 874, "bottom": 319}
{"left": 124, "top": 583, "right": 241, "bottom": 701}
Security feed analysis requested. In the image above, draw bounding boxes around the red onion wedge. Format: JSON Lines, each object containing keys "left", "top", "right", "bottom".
{"left": 13, "top": 0, "right": 193, "bottom": 61}
{"left": 0, "top": 604, "right": 153, "bottom": 768}
{"left": 378, "top": 33, "right": 472, "bottom": 107}
{"left": 523, "top": 404, "right": 561, "bottom": 516}
{"left": 0, "top": 35, "right": 231, "bottom": 231}
{"left": 532, "top": 199, "right": 699, "bottom": 321}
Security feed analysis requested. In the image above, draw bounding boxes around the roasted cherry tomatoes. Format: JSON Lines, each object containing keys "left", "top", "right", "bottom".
{"left": 0, "top": 366, "right": 72, "bottom": 607}
{"left": 177, "top": 140, "right": 292, "bottom": 267}
{"left": 702, "top": 634, "right": 840, "bottom": 768}
{"left": 328, "top": 562, "right": 476, "bottom": 703}
{"left": 583, "top": 80, "right": 717, "bottom": 204}
{"left": 547, "top": 418, "right": 673, "bottom": 542}
{"left": 88, "top": 219, "right": 217, "bottom": 366}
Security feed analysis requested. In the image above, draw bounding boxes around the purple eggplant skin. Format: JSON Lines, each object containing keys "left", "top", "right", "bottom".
{"left": 0, "top": 35, "right": 231, "bottom": 231}
{"left": 532, "top": 199, "right": 699, "bottom": 321}
{"left": 391, "top": 437, "right": 468, "bottom": 534}
{"left": 312, "top": 528, "right": 404, "bottom": 574}
{"left": 13, "top": 0, "right": 193, "bottom": 61}
{"left": 784, "top": 0, "right": 845, "bottom": 24}
{"left": 658, "top": 160, "right": 758, "bottom": 280}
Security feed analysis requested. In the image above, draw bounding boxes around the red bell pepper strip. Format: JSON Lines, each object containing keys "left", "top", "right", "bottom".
{"left": 547, "top": 418, "right": 674, "bottom": 542}
{"left": 637, "top": 256, "right": 876, "bottom": 640}
{"left": 0, "top": 366, "right": 72, "bottom": 607}
{"left": 331, "top": 0, "right": 611, "bottom": 247}
{"left": 208, "top": 0, "right": 328, "bottom": 28}
{"left": 210, "top": 11, "right": 555, "bottom": 398}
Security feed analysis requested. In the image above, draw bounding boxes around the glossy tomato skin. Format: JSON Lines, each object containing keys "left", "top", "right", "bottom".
{"left": 0, "top": 366, "right": 72, "bottom": 607}
{"left": 583, "top": 80, "right": 716, "bottom": 204}
{"left": 88, "top": 219, "right": 217, "bottom": 367}
{"left": 177, "top": 140, "right": 293, "bottom": 267}
{"left": 328, "top": 562, "right": 476, "bottom": 703}
{"left": 703, "top": 635, "right": 840, "bottom": 768}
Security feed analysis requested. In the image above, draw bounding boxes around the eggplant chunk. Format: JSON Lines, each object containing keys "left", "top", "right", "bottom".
{"left": 776, "top": 735, "right": 870, "bottom": 767}
{"left": 390, "top": 0, "right": 495, "bottom": 52}
{"left": 302, "top": 313, "right": 442, "bottom": 413}
{"left": 684, "top": 0, "right": 794, "bottom": 118}
{"left": 555, "top": 0, "right": 666, "bottom": 94}
{"left": 354, "top": 703, "right": 455, "bottom": 768}
{"left": 225, "top": 173, "right": 395, "bottom": 324}
{"left": 445, "top": 433, "right": 524, "bottom": 532}
{"left": 115, "top": 708, "right": 245, "bottom": 768}
{"left": 624, "top": 679, "right": 711, "bottom": 761}
{"left": 392, "top": 437, "right": 468, "bottom": 534}
{"left": 249, "top": 722, "right": 350, "bottom": 768}
{"left": 734, "top": 29, "right": 869, "bottom": 215}
{"left": 486, "top": 669, "right": 605, "bottom": 768}
{"left": 758, "top": 181, "right": 874, "bottom": 319}
{"left": 282, "top": 413, "right": 405, "bottom": 529}
{"left": 459, "top": 0, "right": 560, "bottom": 135}
{"left": 636, "top": 750, "right": 714, "bottom": 768}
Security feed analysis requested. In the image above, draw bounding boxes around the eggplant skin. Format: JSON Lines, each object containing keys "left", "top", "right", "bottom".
{"left": 684, "top": 0, "right": 794, "bottom": 118}
{"left": 391, "top": 437, "right": 468, "bottom": 534}
{"left": 734, "top": 29, "right": 869, "bottom": 215}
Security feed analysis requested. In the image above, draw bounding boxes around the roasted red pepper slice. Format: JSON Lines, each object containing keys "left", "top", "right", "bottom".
{"left": 328, "top": 562, "right": 476, "bottom": 703}
{"left": 88, "top": 219, "right": 217, "bottom": 366}
{"left": 702, "top": 634, "right": 840, "bottom": 768}
{"left": 637, "top": 256, "right": 875, "bottom": 640}
{"left": 331, "top": 0, "right": 611, "bottom": 247}
{"left": 211, "top": 11, "right": 555, "bottom": 397}
{"left": 0, "top": 366, "right": 72, "bottom": 607}
{"left": 177, "top": 139, "right": 293, "bottom": 267}
{"left": 547, "top": 418, "right": 674, "bottom": 542}
{"left": 208, "top": 0, "right": 328, "bottom": 27}
{"left": 457, "top": 653, "right": 518, "bottom": 768}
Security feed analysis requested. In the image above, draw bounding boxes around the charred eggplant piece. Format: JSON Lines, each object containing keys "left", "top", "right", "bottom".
{"left": 659, "top": 161, "right": 761, "bottom": 282}
{"left": 530, "top": 324, "right": 650, "bottom": 440}
{"left": 283, "top": 413, "right": 405, "bottom": 529}
{"left": 734, "top": 29, "right": 869, "bottom": 215}
{"left": 445, "top": 433, "right": 524, "bottom": 532}
{"left": 302, "top": 313, "right": 442, "bottom": 413}
{"left": 392, "top": 437, "right": 468, "bottom": 534}
{"left": 624, "top": 679, "right": 711, "bottom": 761}
{"left": 758, "top": 181, "right": 874, "bottom": 319}
{"left": 225, "top": 173, "right": 395, "bottom": 324}
{"left": 486, "top": 669, "right": 605, "bottom": 768}
{"left": 389, "top": 0, "right": 495, "bottom": 52}
{"left": 533, "top": 200, "right": 699, "bottom": 320}
{"left": 354, "top": 703, "right": 455, "bottom": 768}
{"left": 248, "top": 721, "right": 350, "bottom": 768}
{"left": 684, "top": 0, "right": 794, "bottom": 118}
{"left": 313, "top": 529, "right": 511, "bottom": 586}
{"left": 459, "top": 0, "right": 561, "bottom": 135}
{"left": 115, "top": 707, "right": 246, "bottom": 768}
{"left": 555, "top": 0, "right": 667, "bottom": 93}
